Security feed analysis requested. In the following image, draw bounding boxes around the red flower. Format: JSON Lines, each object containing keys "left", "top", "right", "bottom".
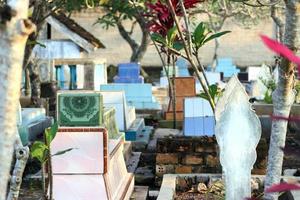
{"left": 260, "top": 35, "right": 300, "bottom": 79}
{"left": 146, "top": 0, "right": 202, "bottom": 36}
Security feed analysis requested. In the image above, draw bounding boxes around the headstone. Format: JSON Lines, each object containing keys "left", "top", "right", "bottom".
{"left": 57, "top": 91, "right": 104, "bottom": 126}
{"left": 196, "top": 72, "right": 221, "bottom": 93}
{"left": 51, "top": 127, "right": 134, "bottom": 200}
{"left": 184, "top": 97, "right": 214, "bottom": 136}
{"left": 176, "top": 58, "right": 190, "bottom": 77}
{"left": 166, "top": 77, "right": 196, "bottom": 120}
{"left": 215, "top": 58, "right": 240, "bottom": 78}
{"left": 100, "top": 91, "right": 135, "bottom": 131}
{"left": 103, "top": 107, "right": 120, "bottom": 139}
{"left": 247, "top": 66, "right": 261, "bottom": 81}
{"left": 100, "top": 84, "right": 161, "bottom": 110}
{"left": 114, "top": 62, "right": 144, "bottom": 83}
{"left": 215, "top": 76, "right": 261, "bottom": 200}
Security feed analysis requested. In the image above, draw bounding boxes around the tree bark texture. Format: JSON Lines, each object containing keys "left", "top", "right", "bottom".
{"left": 0, "top": 1, "right": 34, "bottom": 199}
{"left": 7, "top": 132, "right": 29, "bottom": 200}
{"left": 116, "top": 14, "right": 151, "bottom": 81}
{"left": 264, "top": 0, "right": 300, "bottom": 199}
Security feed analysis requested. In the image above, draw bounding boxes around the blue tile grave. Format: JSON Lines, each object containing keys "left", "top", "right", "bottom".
{"left": 183, "top": 97, "right": 215, "bottom": 136}
{"left": 114, "top": 62, "right": 144, "bottom": 83}
{"left": 215, "top": 58, "right": 240, "bottom": 78}
{"left": 100, "top": 83, "right": 161, "bottom": 110}
{"left": 176, "top": 58, "right": 190, "bottom": 77}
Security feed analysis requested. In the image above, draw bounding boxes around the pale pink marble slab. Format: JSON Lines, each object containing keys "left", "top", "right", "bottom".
{"left": 52, "top": 175, "right": 108, "bottom": 200}
{"left": 51, "top": 131, "right": 106, "bottom": 174}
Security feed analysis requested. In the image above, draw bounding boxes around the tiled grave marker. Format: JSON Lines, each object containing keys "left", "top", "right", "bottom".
{"left": 100, "top": 84, "right": 161, "bottom": 110}
{"left": 100, "top": 91, "right": 136, "bottom": 131}
{"left": 103, "top": 107, "right": 120, "bottom": 139}
{"left": 184, "top": 97, "right": 215, "bottom": 136}
{"left": 114, "top": 62, "right": 144, "bottom": 83}
{"left": 51, "top": 127, "right": 134, "bottom": 200}
{"left": 195, "top": 72, "right": 221, "bottom": 93}
{"left": 215, "top": 58, "right": 240, "bottom": 78}
{"left": 215, "top": 76, "right": 261, "bottom": 200}
{"left": 166, "top": 77, "right": 196, "bottom": 120}
{"left": 52, "top": 175, "right": 109, "bottom": 200}
{"left": 51, "top": 128, "right": 108, "bottom": 174}
{"left": 18, "top": 108, "right": 52, "bottom": 145}
{"left": 176, "top": 58, "right": 190, "bottom": 77}
{"left": 57, "top": 91, "right": 104, "bottom": 126}
{"left": 125, "top": 118, "right": 145, "bottom": 141}
{"left": 247, "top": 66, "right": 261, "bottom": 81}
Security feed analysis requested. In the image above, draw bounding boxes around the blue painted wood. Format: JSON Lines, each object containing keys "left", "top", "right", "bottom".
{"left": 69, "top": 65, "right": 77, "bottom": 90}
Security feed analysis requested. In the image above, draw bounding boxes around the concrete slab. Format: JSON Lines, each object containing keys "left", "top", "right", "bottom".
{"left": 130, "top": 186, "right": 149, "bottom": 200}
{"left": 147, "top": 128, "right": 182, "bottom": 152}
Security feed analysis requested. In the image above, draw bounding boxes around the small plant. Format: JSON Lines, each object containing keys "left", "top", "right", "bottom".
{"left": 31, "top": 123, "right": 74, "bottom": 200}
{"left": 198, "top": 84, "right": 224, "bottom": 104}
{"left": 259, "top": 76, "right": 276, "bottom": 104}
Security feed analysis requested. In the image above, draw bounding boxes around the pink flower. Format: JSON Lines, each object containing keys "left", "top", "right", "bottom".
{"left": 265, "top": 182, "right": 300, "bottom": 193}
{"left": 260, "top": 35, "right": 300, "bottom": 78}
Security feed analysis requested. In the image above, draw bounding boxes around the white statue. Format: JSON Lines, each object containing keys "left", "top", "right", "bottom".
{"left": 215, "top": 76, "right": 262, "bottom": 200}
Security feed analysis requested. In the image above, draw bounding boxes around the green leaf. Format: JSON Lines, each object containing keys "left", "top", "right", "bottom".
{"left": 151, "top": 33, "right": 166, "bottom": 45}
{"left": 52, "top": 148, "right": 77, "bottom": 157}
{"left": 203, "top": 31, "right": 231, "bottom": 44}
{"left": 173, "top": 41, "right": 184, "bottom": 51}
{"left": 193, "top": 22, "right": 206, "bottom": 47}
{"left": 45, "top": 122, "right": 58, "bottom": 145}
{"left": 167, "top": 26, "right": 178, "bottom": 47}
{"left": 31, "top": 141, "right": 48, "bottom": 163}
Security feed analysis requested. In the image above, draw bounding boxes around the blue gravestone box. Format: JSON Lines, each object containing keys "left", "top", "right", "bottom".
{"left": 118, "top": 63, "right": 140, "bottom": 78}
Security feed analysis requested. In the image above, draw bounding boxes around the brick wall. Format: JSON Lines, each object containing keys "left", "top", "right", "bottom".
{"left": 155, "top": 136, "right": 268, "bottom": 185}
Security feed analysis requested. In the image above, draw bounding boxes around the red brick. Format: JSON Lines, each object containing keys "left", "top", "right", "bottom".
{"left": 183, "top": 155, "right": 203, "bottom": 165}
{"left": 205, "top": 155, "right": 219, "bottom": 167}
{"left": 156, "top": 153, "right": 178, "bottom": 164}
{"left": 175, "top": 165, "right": 192, "bottom": 174}
{"left": 156, "top": 165, "right": 175, "bottom": 176}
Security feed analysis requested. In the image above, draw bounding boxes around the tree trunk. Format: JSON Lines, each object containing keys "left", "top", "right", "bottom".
{"left": 211, "top": 38, "right": 220, "bottom": 71}
{"left": 7, "top": 132, "right": 29, "bottom": 200}
{"left": 0, "top": 0, "right": 35, "bottom": 199}
{"left": 264, "top": 0, "right": 300, "bottom": 199}
{"left": 23, "top": 2, "right": 46, "bottom": 101}
{"left": 116, "top": 14, "right": 151, "bottom": 82}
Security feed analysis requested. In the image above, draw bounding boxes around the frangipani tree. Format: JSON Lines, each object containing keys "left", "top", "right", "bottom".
{"left": 0, "top": 0, "right": 35, "bottom": 199}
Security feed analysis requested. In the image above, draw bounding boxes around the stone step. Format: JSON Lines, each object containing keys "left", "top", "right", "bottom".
{"left": 127, "top": 152, "right": 141, "bottom": 173}
{"left": 123, "top": 141, "right": 133, "bottom": 163}
{"left": 130, "top": 186, "right": 149, "bottom": 200}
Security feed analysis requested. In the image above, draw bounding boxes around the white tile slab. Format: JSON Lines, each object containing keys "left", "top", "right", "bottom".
{"left": 52, "top": 175, "right": 108, "bottom": 200}
{"left": 51, "top": 130, "right": 106, "bottom": 174}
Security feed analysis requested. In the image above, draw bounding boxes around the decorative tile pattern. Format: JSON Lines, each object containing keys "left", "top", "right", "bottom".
{"left": 103, "top": 107, "right": 120, "bottom": 139}
{"left": 57, "top": 91, "right": 103, "bottom": 126}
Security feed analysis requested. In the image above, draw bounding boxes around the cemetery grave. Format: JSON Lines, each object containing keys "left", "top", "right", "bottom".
{"left": 6, "top": 3, "right": 300, "bottom": 200}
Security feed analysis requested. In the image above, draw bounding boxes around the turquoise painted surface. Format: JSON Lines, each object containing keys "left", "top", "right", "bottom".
{"left": 100, "top": 84, "right": 161, "bottom": 109}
